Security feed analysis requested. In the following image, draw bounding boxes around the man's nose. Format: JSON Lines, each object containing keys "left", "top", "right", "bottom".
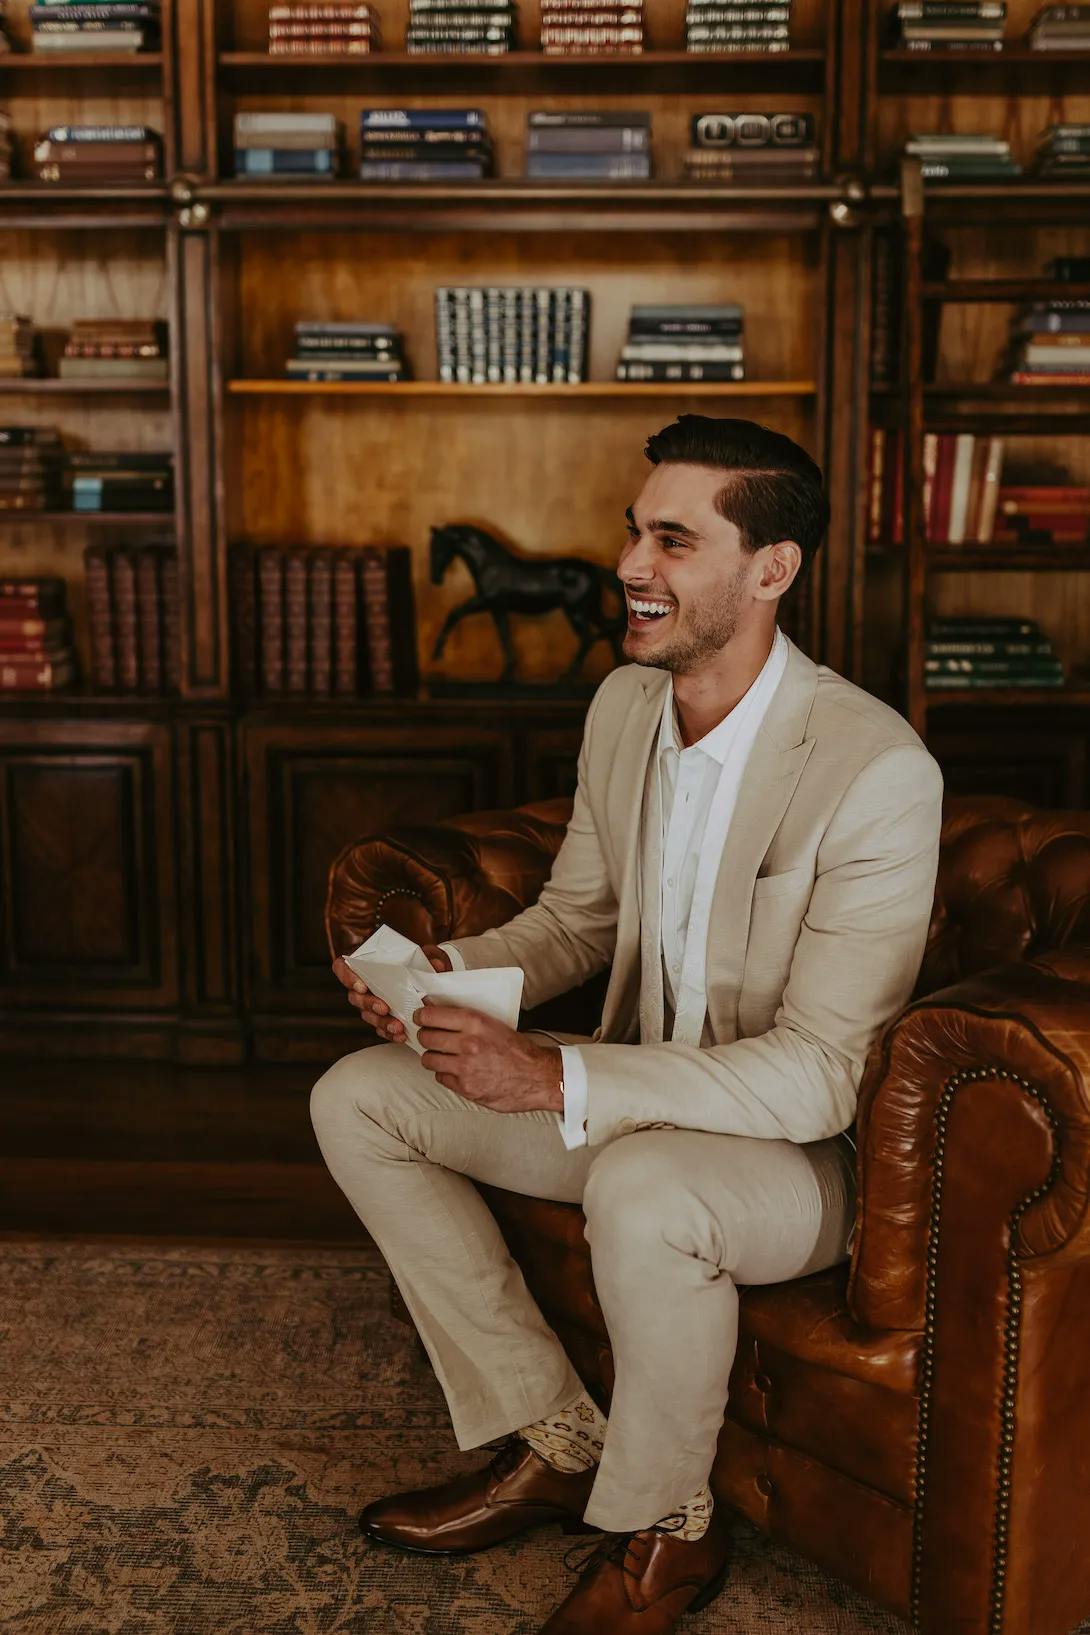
{"left": 618, "top": 537, "right": 658, "bottom": 582}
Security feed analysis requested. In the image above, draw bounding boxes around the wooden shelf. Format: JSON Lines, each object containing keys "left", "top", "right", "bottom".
{"left": 922, "top": 279, "right": 1090, "bottom": 302}
{"left": 0, "top": 511, "right": 174, "bottom": 525}
{"left": 883, "top": 46, "right": 1090, "bottom": 65}
{"left": 928, "top": 549, "right": 1090, "bottom": 571}
{"left": 0, "top": 378, "right": 169, "bottom": 395}
{"left": 0, "top": 51, "right": 163, "bottom": 70}
{"left": 227, "top": 379, "right": 816, "bottom": 398}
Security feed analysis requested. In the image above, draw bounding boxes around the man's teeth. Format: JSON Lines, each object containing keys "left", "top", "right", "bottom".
{"left": 629, "top": 598, "right": 674, "bottom": 617}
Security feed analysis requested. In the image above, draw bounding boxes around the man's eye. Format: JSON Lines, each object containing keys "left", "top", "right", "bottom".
{"left": 663, "top": 538, "right": 686, "bottom": 551}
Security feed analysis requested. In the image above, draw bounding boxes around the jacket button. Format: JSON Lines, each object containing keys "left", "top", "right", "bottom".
{"left": 754, "top": 1372, "right": 773, "bottom": 1394}
{"left": 755, "top": 1474, "right": 774, "bottom": 1497}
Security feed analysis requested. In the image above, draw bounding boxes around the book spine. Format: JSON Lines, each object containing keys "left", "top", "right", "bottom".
{"left": 112, "top": 548, "right": 140, "bottom": 692}
{"left": 568, "top": 287, "right": 588, "bottom": 382}
{"left": 0, "top": 658, "right": 75, "bottom": 689}
{"left": 867, "top": 426, "right": 885, "bottom": 545}
{"left": 360, "top": 548, "right": 394, "bottom": 694}
{"left": 386, "top": 545, "right": 418, "bottom": 695}
{"left": 333, "top": 549, "right": 360, "bottom": 694}
{"left": 85, "top": 546, "right": 116, "bottom": 689}
{"left": 135, "top": 546, "right": 163, "bottom": 693}
{"left": 308, "top": 550, "right": 334, "bottom": 695}
{"left": 161, "top": 551, "right": 180, "bottom": 693}
{"left": 284, "top": 550, "right": 309, "bottom": 693}
{"left": 258, "top": 547, "right": 285, "bottom": 693}
{"left": 231, "top": 547, "right": 257, "bottom": 696}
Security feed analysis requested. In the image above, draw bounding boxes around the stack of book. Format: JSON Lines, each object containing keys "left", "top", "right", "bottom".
{"left": 1007, "top": 298, "right": 1090, "bottom": 384}
{"left": 267, "top": 1, "right": 380, "bottom": 53}
{"left": 890, "top": 0, "right": 1005, "bottom": 49}
{"left": 233, "top": 544, "right": 417, "bottom": 697}
{"left": 58, "top": 317, "right": 168, "bottom": 382}
{"left": 0, "top": 111, "right": 13, "bottom": 178}
{"left": 31, "top": 123, "right": 163, "bottom": 182}
{"left": 405, "top": 0, "right": 517, "bottom": 54}
{"left": 865, "top": 429, "right": 1005, "bottom": 547}
{"left": 359, "top": 106, "right": 494, "bottom": 180}
{"left": 1033, "top": 122, "right": 1090, "bottom": 176}
{"left": 84, "top": 542, "right": 179, "bottom": 692}
{"left": 0, "top": 576, "right": 77, "bottom": 693}
{"left": 66, "top": 450, "right": 173, "bottom": 512}
{"left": 0, "top": 426, "right": 64, "bottom": 511}
{"left": 925, "top": 617, "right": 1064, "bottom": 690}
{"left": 904, "top": 131, "right": 1021, "bottom": 182}
{"left": 285, "top": 319, "right": 410, "bottom": 382}
{"left": 539, "top": 0, "right": 644, "bottom": 55}
{"left": 436, "top": 285, "right": 589, "bottom": 383}
{"left": 685, "top": 0, "right": 791, "bottom": 53}
{"left": 29, "top": 0, "right": 161, "bottom": 52}
{"left": 682, "top": 110, "right": 817, "bottom": 182}
{"left": 525, "top": 109, "right": 651, "bottom": 179}
{"left": 616, "top": 303, "right": 744, "bottom": 383}
{"left": 995, "top": 486, "right": 1090, "bottom": 548}
{"left": 233, "top": 111, "right": 342, "bottom": 179}
{"left": 1027, "top": 3, "right": 1090, "bottom": 47}
{"left": 0, "top": 315, "right": 39, "bottom": 379}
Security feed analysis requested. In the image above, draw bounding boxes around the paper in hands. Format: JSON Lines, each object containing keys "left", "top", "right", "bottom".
{"left": 341, "top": 924, "right": 524, "bottom": 1056}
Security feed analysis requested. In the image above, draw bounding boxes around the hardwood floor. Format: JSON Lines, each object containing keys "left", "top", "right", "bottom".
{"left": 0, "top": 1057, "right": 364, "bottom": 1240}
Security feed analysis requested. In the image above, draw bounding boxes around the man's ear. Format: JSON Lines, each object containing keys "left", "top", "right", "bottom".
{"left": 756, "top": 540, "right": 802, "bottom": 600}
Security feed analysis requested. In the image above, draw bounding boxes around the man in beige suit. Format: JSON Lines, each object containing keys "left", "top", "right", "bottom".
{"left": 311, "top": 414, "right": 943, "bottom": 1634}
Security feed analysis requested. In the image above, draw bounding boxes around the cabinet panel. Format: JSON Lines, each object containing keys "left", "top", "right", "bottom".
{"left": 244, "top": 718, "right": 514, "bottom": 1022}
{"left": 931, "top": 721, "right": 1088, "bottom": 810}
{"left": 0, "top": 718, "right": 177, "bottom": 1009}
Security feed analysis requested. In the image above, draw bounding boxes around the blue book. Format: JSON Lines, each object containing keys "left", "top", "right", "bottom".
{"left": 358, "top": 160, "right": 487, "bottom": 180}
{"left": 525, "top": 153, "right": 652, "bottom": 179}
{"left": 359, "top": 108, "right": 485, "bottom": 131}
{"left": 235, "top": 149, "right": 335, "bottom": 175}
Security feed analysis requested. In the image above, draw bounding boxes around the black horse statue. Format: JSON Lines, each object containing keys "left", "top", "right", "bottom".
{"left": 429, "top": 523, "right": 626, "bottom": 683}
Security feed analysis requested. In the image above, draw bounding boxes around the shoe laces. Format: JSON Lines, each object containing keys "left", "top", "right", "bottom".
{"left": 563, "top": 1511, "right": 688, "bottom": 1579}
{"left": 482, "top": 1435, "right": 525, "bottom": 1481}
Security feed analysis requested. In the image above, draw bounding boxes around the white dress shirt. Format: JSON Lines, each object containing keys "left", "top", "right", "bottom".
{"left": 556, "top": 627, "right": 790, "bottom": 1148}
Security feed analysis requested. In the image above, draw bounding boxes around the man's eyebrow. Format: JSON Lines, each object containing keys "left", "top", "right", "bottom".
{"left": 624, "top": 506, "right": 702, "bottom": 540}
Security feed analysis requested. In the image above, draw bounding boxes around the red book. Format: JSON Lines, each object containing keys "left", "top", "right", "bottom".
{"left": 112, "top": 548, "right": 140, "bottom": 692}
{"left": 930, "top": 433, "right": 956, "bottom": 544}
{"left": 333, "top": 548, "right": 360, "bottom": 696}
{"left": 0, "top": 654, "right": 76, "bottom": 690}
{"left": 0, "top": 577, "right": 66, "bottom": 616}
{"left": 308, "top": 549, "right": 333, "bottom": 696}
{"left": 360, "top": 546, "right": 394, "bottom": 694}
{"left": 258, "top": 547, "right": 285, "bottom": 694}
{"left": 284, "top": 549, "right": 309, "bottom": 694}
{"left": 84, "top": 545, "right": 116, "bottom": 690}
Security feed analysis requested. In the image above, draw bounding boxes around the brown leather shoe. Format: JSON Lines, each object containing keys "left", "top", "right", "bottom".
{"left": 539, "top": 1508, "right": 731, "bottom": 1633}
{"left": 359, "top": 1436, "right": 599, "bottom": 1556}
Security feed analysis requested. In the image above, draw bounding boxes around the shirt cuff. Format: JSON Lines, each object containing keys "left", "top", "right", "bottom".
{"left": 437, "top": 942, "right": 466, "bottom": 971}
{"left": 555, "top": 1044, "right": 589, "bottom": 1150}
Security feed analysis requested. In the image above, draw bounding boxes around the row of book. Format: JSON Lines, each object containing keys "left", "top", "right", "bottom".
{"left": 924, "top": 618, "right": 1064, "bottom": 690}
{"left": 31, "top": 123, "right": 163, "bottom": 184}
{"left": 286, "top": 319, "right": 411, "bottom": 381}
{"left": 0, "top": 427, "right": 173, "bottom": 513}
{"left": 540, "top": 0, "right": 645, "bottom": 57}
{"left": 889, "top": 1, "right": 1089, "bottom": 50}
{"left": 686, "top": 0, "right": 791, "bottom": 54}
{"left": 85, "top": 542, "right": 179, "bottom": 692}
{"left": 0, "top": 317, "right": 168, "bottom": 382}
{"left": 436, "top": 286, "right": 589, "bottom": 383}
{"left": 0, "top": 575, "right": 78, "bottom": 693}
{"left": 233, "top": 544, "right": 417, "bottom": 696}
{"left": 3, "top": 0, "right": 160, "bottom": 53}
{"left": 267, "top": 0, "right": 381, "bottom": 55}
{"left": 1007, "top": 297, "right": 1090, "bottom": 384}
{"left": 905, "top": 124, "right": 1090, "bottom": 181}
{"left": 616, "top": 303, "right": 743, "bottom": 382}
{"left": 406, "top": 0, "right": 517, "bottom": 54}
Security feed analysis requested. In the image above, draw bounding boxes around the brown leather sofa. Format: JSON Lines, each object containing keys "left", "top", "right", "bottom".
{"left": 325, "top": 793, "right": 1090, "bottom": 1635}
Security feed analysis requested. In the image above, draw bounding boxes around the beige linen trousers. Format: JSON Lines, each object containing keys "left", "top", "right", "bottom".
{"left": 311, "top": 637, "right": 944, "bottom": 1531}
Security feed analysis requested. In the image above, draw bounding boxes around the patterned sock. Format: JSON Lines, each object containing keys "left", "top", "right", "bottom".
{"left": 518, "top": 1389, "right": 607, "bottom": 1473}
{"left": 655, "top": 1484, "right": 714, "bottom": 1541}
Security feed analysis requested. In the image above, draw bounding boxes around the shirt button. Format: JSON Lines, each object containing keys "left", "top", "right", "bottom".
{"left": 666, "top": 876, "right": 676, "bottom": 888}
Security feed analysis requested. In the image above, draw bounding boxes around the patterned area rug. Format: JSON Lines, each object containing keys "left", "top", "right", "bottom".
{"left": 0, "top": 1239, "right": 936, "bottom": 1633}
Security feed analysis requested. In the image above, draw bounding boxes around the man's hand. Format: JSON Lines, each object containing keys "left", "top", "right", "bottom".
{"left": 415, "top": 1002, "right": 564, "bottom": 1115}
{"left": 332, "top": 944, "right": 452, "bottom": 1042}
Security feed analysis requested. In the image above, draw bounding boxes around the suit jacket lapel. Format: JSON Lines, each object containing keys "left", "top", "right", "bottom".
{"left": 705, "top": 635, "right": 819, "bottom": 1042}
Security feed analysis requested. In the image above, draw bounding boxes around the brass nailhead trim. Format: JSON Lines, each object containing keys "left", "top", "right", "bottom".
{"left": 909, "top": 1065, "right": 1060, "bottom": 1635}
{"left": 370, "top": 888, "right": 426, "bottom": 932}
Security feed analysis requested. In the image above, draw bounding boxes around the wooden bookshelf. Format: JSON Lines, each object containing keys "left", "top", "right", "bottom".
{"left": 2, "top": 0, "right": 1088, "bottom": 1066}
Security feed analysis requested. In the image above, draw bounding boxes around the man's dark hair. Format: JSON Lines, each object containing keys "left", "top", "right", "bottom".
{"left": 644, "top": 415, "right": 829, "bottom": 581}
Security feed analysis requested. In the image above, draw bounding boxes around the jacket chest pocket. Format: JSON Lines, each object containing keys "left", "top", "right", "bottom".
{"left": 744, "top": 866, "right": 813, "bottom": 984}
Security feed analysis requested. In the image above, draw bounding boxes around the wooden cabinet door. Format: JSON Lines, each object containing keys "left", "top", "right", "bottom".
{"left": 0, "top": 716, "right": 178, "bottom": 1026}
{"left": 242, "top": 714, "right": 514, "bottom": 1056}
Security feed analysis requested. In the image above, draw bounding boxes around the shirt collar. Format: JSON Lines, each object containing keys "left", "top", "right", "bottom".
{"left": 658, "top": 626, "right": 788, "bottom": 765}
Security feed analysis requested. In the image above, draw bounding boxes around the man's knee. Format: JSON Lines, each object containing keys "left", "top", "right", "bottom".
{"left": 583, "top": 1134, "right": 724, "bottom": 1268}
{"left": 309, "top": 1043, "right": 406, "bottom": 1150}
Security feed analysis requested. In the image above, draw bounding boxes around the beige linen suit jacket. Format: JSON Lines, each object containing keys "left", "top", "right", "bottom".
{"left": 448, "top": 632, "right": 944, "bottom": 1148}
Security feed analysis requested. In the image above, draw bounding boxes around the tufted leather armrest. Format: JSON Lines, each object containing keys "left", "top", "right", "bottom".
{"left": 849, "top": 947, "right": 1090, "bottom": 1332}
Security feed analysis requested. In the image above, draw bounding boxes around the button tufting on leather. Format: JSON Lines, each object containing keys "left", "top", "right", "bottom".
{"left": 754, "top": 1372, "right": 774, "bottom": 1394}
{"left": 755, "top": 1474, "right": 774, "bottom": 1497}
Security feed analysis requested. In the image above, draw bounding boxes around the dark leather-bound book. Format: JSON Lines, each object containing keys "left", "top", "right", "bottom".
{"left": 112, "top": 547, "right": 140, "bottom": 692}
{"left": 135, "top": 546, "right": 163, "bottom": 693}
{"left": 360, "top": 546, "right": 394, "bottom": 694}
{"left": 257, "top": 547, "right": 285, "bottom": 694}
{"left": 308, "top": 549, "right": 334, "bottom": 696}
{"left": 0, "top": 575, "right": 66, "bottom": 616}
{"left": 333, "top": 548, "right": 361, "bottom": 695}
{"left": 231, "top": 545, "right": 258, "bottom": 696}
{"left": 160, "top": 549, "right": 180, "bottom": 693}
{"left": 0, "top": 654, "right": 76, "bottom": 691}
{"left": 386, "top": 544, "right": 418, "bottom": 695}
{"left": 284, "top": 549, "right": 309, "bottom": 694}
{"left": 360, "top": 544, "right": 417, "bottom": 696}
{"left": 84, "top": 545, "right": 117, "bottom": 689}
